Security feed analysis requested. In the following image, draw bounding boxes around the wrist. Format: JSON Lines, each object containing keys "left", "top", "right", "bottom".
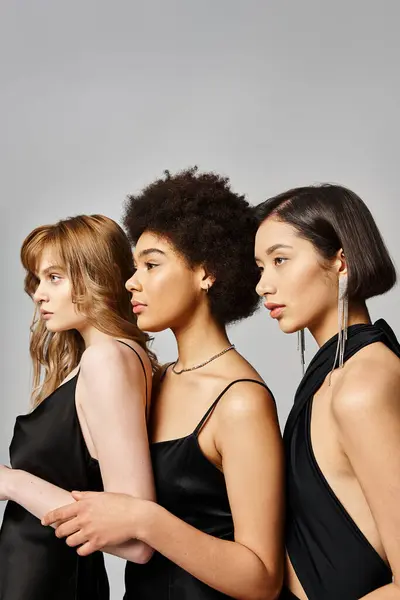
{"left": 134, "top": 499, "right": 160, "bottom": 544}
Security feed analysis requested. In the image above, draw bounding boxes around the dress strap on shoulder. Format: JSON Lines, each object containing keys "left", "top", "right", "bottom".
{"left": 194, "top": 378, "right": 272, "bottom": 437}
{"left": 116, "top": 340, "right": 148, "bottom": 408}
{"left": 160, "top": 362, "right": 175, "bottom": 381}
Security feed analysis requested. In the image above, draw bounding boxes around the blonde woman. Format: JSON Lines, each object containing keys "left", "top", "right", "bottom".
{"left": 0, "top": 215, "right": 157, "bottom": 600}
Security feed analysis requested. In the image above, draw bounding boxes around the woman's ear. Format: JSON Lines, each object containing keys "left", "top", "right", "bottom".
{"left": 198, "top": 267, "right": 216, "bottom": 292}
{"left": 333, "top": 248, "right": 347, "bottom": 276}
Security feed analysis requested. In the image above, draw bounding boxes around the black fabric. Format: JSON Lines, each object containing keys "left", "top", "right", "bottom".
{"left": 285, "top": 319, "right": 399, "bottom": 600}
{"left": 279, "top": 588, "right": 300, "bottom": 600}
{"left": 0, "top": 375, "right": 108, "bottom": 600}
{"left": 0, "top": 341, "right": 145, "bottom": 600}
{"left": 125, "top": 378, "right": 272, "bottom": 600}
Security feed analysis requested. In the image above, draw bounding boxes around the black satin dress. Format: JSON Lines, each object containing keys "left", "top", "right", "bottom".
{"left": 283, "top": 320, "right": 399, "bottom": 600}
{"left": 124, "top": 378, "right": 272, "bottom": 600}
{"left": 0, "top": 341, "right": 147, "bottom": 600}
{"left": 0, "top": 373, "right": 109, "bottom": 600}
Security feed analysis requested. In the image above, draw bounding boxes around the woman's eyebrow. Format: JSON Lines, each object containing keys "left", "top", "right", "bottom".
{"left": 38, "top": 265, "right": 65, "bottom": 276}
{"left": 137, "top": 248, "right": 166, "bottom": 258}
{"left": 266, "top": 243, "right": 293, "bottom": 255}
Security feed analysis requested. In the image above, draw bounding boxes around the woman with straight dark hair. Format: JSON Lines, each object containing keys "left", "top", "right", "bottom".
{"left": 254, "top": 184, "right": 400, "bottom": 600}
{"left": 43, "top": 167, "right": 285, "bottom": 600}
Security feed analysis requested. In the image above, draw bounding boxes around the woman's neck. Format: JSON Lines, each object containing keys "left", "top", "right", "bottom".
{"left": 172, "top": 312, "right": 231, "bottom": 371}
{"left": 77, "top": 323, "right": 112, "bottom": 348}
{"left": 309, "top": 302, "right": 371, "bottom": 348}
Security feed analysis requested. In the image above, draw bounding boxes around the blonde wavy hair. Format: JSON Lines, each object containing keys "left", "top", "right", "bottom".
{"left": 21, "top": 214, "right": 158, "bottom": 407}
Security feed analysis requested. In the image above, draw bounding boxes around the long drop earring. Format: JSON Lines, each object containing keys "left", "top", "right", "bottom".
{"left": 297, "top": 329, "right": 306, "bottom": 375}
{"left": 330, "top": 273, "right": 348, "bottom": 383}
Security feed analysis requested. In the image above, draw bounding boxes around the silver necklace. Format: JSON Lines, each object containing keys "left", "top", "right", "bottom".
{"left": 172, "top": 344, "right": 235, "bottom": 375}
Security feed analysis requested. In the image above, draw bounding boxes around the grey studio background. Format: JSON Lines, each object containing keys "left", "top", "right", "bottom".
{"left": 1, "top": 1, "right": 399, "bottom": 598}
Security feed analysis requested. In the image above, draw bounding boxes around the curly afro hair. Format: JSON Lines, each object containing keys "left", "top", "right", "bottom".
{"left": 122, "top": 167, "right": 260, "bottom": 326}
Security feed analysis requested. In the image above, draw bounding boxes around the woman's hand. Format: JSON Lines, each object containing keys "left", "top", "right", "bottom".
{"left": 42, "top": 491, "right": 152, "bottom": 556}
{"left": 0, "top": 465, "right": 14, "bottom": 501}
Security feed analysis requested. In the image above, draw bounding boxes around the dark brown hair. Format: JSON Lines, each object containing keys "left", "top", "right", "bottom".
{"left": 254, "top": 184, "right": 396, "bottom": 301}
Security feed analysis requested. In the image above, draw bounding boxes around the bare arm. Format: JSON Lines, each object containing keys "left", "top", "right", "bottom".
{"left": 76, "top": 341, "right": 155, "bottom": 563}
{"left": 2, "top": 341, "right": 156, "bottom": 564}
{"left": 45, "top": 381, "right": 285, "bottom": 600}
{"left": 333, "top": 361, "right": 400, "bottom": 599}
{"left": 361, "top": 588, "right": 400, "bottom": 599}
{"left": 3, "top": 467, "right": 75, "bottom": 514}
{"left": 140, "top": 383, "right": 285, "bottom": 599}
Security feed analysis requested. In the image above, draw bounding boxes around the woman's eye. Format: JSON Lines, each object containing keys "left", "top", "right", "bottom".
{"left": 257, "top": 265, "right": 264, "bottom": 273}
{"left": 274, "top": 257, "right": 287, "bottom": 266}
{"left": 145, "top": 262, "right": 158, "bottom": 270}
{"left": 50, "top": 274, "right": 62, "bottom": 282}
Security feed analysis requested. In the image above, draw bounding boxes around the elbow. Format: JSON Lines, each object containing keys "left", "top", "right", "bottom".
{"left": 266, "top": 558, "right": 284, "bottom": 600}
{"left": 265, "top": 569, "right": 284, "bottom": 600}
{"left": 252, "top": 567, "right": 284, "bottom": 600}
{"left": 265, "top": 581, "right": 284, "bottom": 600}
{"left": 256, "top": 586, "right": 282, "bottom": 600}
{"left": 253, "top": 585, "right": 282, "bottom": 600}
{"left": 135, "top": 543, "right": 154, "bottom": 565}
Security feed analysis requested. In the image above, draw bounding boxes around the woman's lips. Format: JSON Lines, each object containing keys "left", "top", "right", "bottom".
{"left": 131, "top": 301, "right": 147, "bottom": 314}
{"left": 40, "top": 310, "right": 53, "bottom": 320}
{"left": 264, "top": 303, "right": 285, "bottom": 319}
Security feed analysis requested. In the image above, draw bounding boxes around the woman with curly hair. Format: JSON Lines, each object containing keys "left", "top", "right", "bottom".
{"left": 0, "top": 215, "right": 157, "bottom": 600}
{"left": 44, "top": 168, "right": 285, "bottom": 600}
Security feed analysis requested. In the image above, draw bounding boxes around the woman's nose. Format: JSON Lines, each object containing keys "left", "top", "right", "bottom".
{"left": 125, "top": 271, "right": 141, "bottom": 293}
{"left": 256, "top": 272, "right": 276, "bottom": 297}
{"left": 33, "top": 283, "right": 49, "bottom": 304}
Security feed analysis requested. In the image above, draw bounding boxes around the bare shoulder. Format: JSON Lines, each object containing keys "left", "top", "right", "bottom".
{"left": 216, "top": 377, "right": 277, "bottom": 425}
{"left": 78, "top": 342, "right": 150, "bottom": 409}
{"left": 332, "top": 342, "right": 400, "bottom": 425}
{"left": 80, "top": 339, "right": 150, "bottom": 376}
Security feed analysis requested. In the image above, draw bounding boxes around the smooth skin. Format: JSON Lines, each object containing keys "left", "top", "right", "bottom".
{"left": 0, "top": 250, "right": 155, "bottom": 563}
{"left": 43, "top": 232, "right": 285, "bottom": 600}
{"left": 255, "top": 217, "right": 400, "bottom": 599}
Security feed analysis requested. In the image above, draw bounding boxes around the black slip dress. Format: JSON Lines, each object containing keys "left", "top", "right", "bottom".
{"left": 283, "top": 320, "right": 398, "bottom": 600}
{"left": 0, "top": 341, "right": 147, "bottom": 600}
{"left": 124, "top": 377, "right": 272, "bottom": 600}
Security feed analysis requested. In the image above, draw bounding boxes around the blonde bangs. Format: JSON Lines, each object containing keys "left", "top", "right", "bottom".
{"left": 21, "top": 225, "right": 65, "bottom": 297}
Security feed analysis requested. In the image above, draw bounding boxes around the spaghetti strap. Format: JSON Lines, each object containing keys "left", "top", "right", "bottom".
{"left": 116, "top": 340, "right": 148, "bottom": 410}
{"left": 160, "top": 362, "right": 174, "bottom": 381}
{"left": 194, "top": 378, "right": 273, "bottom": 437}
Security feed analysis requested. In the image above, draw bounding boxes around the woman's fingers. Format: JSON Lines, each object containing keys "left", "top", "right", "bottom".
{"left": 55, "top": 517, "right": 80, "bottom": 539}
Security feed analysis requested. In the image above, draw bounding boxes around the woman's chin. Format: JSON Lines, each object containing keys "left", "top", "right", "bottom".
{"left": 276, "top": 317, "right": 301, "bottom": 335}
{"left": 136, "top": 315, "right": 165, "bottom": 334}
{"left": 44, "top": 322, "right": 61, "bottom": 332}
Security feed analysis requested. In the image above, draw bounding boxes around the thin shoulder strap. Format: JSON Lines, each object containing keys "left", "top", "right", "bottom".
{"left": 117, "top": 340, "right": 148, "bottom": 410}
{"left": 194, "top": 378, "right": 273, "bottom": 437}
{"left": 160, "top": 362, "right": 175, "bottom": 381}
